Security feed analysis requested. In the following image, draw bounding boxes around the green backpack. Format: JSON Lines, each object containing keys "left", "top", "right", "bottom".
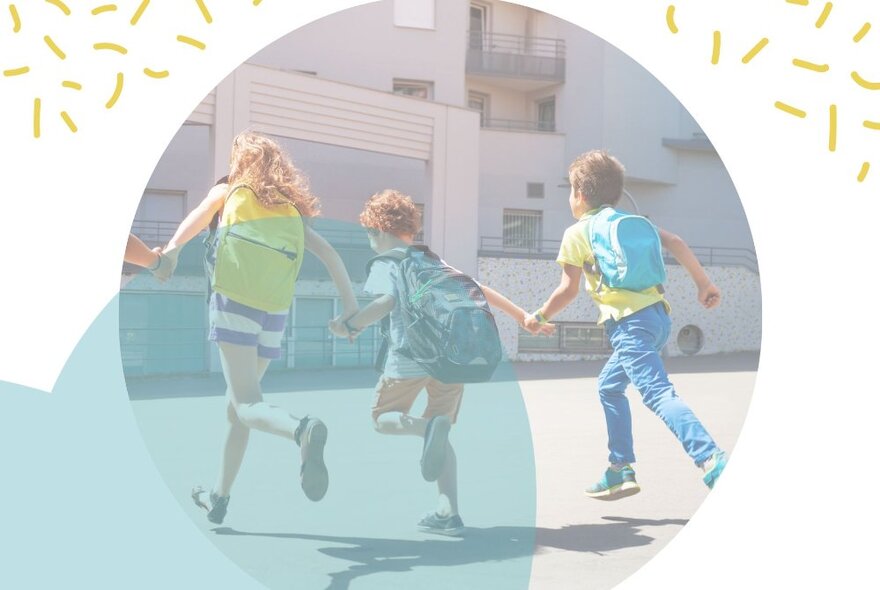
{"left": 211, "top": 185, "right": 305, "bottom": 312}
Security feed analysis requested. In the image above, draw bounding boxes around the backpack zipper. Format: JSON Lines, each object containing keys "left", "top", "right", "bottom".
{"left": 226, "top": 230, "right": 298, "bottom": 261}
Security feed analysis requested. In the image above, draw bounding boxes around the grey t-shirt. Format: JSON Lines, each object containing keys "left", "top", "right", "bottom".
{"left": 362, "top": 248, "right": 428, "bottom": 379}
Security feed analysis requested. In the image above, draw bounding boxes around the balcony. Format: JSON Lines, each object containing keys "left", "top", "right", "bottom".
{"left": 482, "top": 117, "right": 555, "bottom": 133}
{"left": 466, "top": 32, "right": 565, "bottom": 89}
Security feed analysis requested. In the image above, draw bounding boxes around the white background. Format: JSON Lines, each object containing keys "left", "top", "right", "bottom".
{"left": 1, "top": 1, "right": 878, "bottom": 587}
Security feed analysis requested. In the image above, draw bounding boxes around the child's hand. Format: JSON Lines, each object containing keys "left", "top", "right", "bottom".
{"left": 534, "top": 322, "right": 556, "bottom": 336}
{"left": 698, "top": 282, "right": 721, "bottom": 309}
{"left": 150, "top": 246, "right": 179, "bottom": 283}
{"left": 329, "top": 316, "right": 361, "bottom": 342}
{"left": 522, "top": 314, "right": 543, "bottom": 334}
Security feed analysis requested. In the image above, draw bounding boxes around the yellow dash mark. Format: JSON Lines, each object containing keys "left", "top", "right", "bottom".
{"left": 742, "top": 38, "right": 769, "bottom": 64}
{"left": 33, "top": 98, "right": 41, "bottom": 138}
{"left": 793, "top": 58, "right": 829, "bottom": 73}
{"left": 815, "top": 2, "right": 832, "bottom": 28}
{"left": 91, "top": 4, "right": 117, "bottom": 15}
{"left": 176, "top": 35, "right": 206, "bottom": 50}
{"left": 62, "top": 80, "right": 81, "bottom": 90}
{"left": 94, "top": 42, "right": 127, "bottom": 54}
{"left": 106, "top": 72, "right": 123, "bottom": 108}
{"left": 863, "top": 120, "right": 880, "bottom": 130}
{"left": 711, "top": 31, "right": 721, "bottom": 65}
{"left": 144, "top": 68, "right": 169, "bottom": 79}
{"left": 828, "top": 104, "right": 837, "bottom": 152}
{"left": 786, "top": 0, "right": 809, "bottom": 5}
{"left": 775, "top": 101, "right": 807, "bottom": 118}
{"left": 253, "top": 0, "right": 262, "bottom": 5}
{"left": 60, "top": 111, "right": 77, "bottom": 133}
{"left": 854, "top": 23, "right": 871, "bottom": 43}
{"left": 858, "top": 162, "right": 870, "bottom": 183}
{"left": 45, "top": 0, "right": 70, "bottom": 15}
{"left": 9, "top": 4, "right": 20, "bottom": 32}
{"left": 852, "top": 71, "right": 880, "bottom": 90}
{"left": 130, "top": 0, "right": 149, "bottom": 25}
{"left": 3, "top": 66, "right": 29, "bottom": 76}
{"left": 666, "top": 5, "right": 678, "bottom": 33}
{"left": 44, "top": 35, "right": 66, "bottom": 59}
{"left": 195, "top": 0, "right": 212, "bottom": 24}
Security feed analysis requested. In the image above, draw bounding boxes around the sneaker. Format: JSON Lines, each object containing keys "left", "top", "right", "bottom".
{"left": 421, "top": 415, "right": 451, "bottom": 482}
{"left": 702, "top": 450, "right": 728, "bottom": 489}
{"left": 417, "top": 512, "right": 465, "bottom": 537}
{"left": 191, "top": 486, "right": 229, "bottom": 524}
{"left": 294, "top": 416, "right": 329, "bottom": 501}
{"left": 584, "top": 465, "right": 641, "bottom": 501}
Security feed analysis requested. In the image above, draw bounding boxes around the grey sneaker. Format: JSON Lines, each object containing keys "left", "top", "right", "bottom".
{"left": 294, "top": 416, "right": 329, "bottom": 501}
{"left": 421, "top": 415, "right": 451, "bottom": 482}
{"left": 191, "top": 486, "right": 229, "bottom": 524}
{"left": 417, "top": 512, "right": 465, "bottom": 536}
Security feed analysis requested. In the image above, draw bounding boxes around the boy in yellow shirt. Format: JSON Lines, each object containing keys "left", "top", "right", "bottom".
{"left": 525, "top": 150, "right": 727, "bottom": 498}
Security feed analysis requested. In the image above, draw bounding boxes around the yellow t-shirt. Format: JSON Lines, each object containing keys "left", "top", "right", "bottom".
{"left": 557, "top": 211, "right": 670, "bottom": 324}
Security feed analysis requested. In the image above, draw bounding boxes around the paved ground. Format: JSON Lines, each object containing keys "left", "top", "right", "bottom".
{"left": 128, "top": 352, "right": 756, "bottom": 590}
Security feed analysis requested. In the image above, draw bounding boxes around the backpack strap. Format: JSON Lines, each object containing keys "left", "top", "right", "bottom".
{"left": 364, "top": 247, "right": 408, "bottom": 277}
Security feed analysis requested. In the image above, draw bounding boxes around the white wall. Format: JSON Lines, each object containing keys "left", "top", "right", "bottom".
{"left": 143, "top": 124, "right": 213, "bottom": 214}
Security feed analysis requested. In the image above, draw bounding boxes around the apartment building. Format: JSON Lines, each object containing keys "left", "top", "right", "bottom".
{"left": 123, "top": 0, "right": 760, "bottom": 376}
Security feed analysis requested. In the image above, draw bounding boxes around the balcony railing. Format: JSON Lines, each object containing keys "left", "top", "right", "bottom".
{"left": 466, "top": 31, "right": 565, "bottom": 82}
{"left": 483, "top": 118, "right": 555, "bottom": 133}
{"left": 479, "top": 236, "right": 759, "bottom": 273}
{"left": 130, "top": 219, "right": 179, "bottom": 247}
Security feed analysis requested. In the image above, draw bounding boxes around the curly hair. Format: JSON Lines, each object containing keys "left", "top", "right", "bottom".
{"left": 358, "top": 190, "right": 422, "bottom": 237}
{"left": 568, "top": 150, "right": 625, "bottom": 208}
{"left": 227, "top": 131, "right": 320, "bottom": 218}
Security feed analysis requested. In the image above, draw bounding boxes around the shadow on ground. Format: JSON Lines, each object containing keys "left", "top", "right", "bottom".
{"left": 212, "top": 516, "right": 686, "bottom": 590}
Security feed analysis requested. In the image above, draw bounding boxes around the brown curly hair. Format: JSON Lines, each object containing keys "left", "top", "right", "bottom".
{"left": 568, "top": 150, "right": 625, "bottom": 208}
{"left": 358, "top": 190, "right": 422, "bottom": 237}
{"left": 227, "top": 131, "right": 320, "bottom": 217}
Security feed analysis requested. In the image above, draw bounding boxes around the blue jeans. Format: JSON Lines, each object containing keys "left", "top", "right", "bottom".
{"left": 598, "top": 303, "right": 717, "bottom": 467}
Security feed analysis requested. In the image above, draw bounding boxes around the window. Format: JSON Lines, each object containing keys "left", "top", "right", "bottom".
{"left": 393, "top": 79, "right": 434, "bottom": 100}
{"left": 536, "top": 96, "right": 556, "bottom": 132}
{"left": 468, "top": 91, "right": 490, "bottom": 127}
{"left": 393, "top": 0, "right": 435, "bottom": 29}
{"left": 527, "top": 182, "right": 545, "bottom": 199}
{"left": 503, "top": 209, "right": 542, "bottom": 249}
{"left": 518, "top": 322, "right": 610, "bottom": 354}
{"left": 469, "top": 3, "right": 488, "bottom": 50}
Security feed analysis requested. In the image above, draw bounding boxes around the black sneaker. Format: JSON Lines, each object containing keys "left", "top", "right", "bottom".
{"left": 294, "top": 416, "right": 329, "bottom": 501}
{"left": 421, "top": 415, "right": 451, "bottom": 482}
{"left": 191, "top": 486, "right": 229, "bottom": 524}
{"left": 417, "top": 512, "right": 465, "bottom": 537}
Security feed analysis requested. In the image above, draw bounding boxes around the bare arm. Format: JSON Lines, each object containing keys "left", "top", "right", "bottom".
{"left": 480, "top": 284, "right": 555, "bottom": 335}
{"left": 343, "top": 295, "right": 395, "bottom": 331}
{"left": 124, "top": 234, "right": 160, "bottom": 269}
{"left": 523, "top": 263, "right": 581, "bottom": 331}
{"left": 659, "top": 228, "right": 721, "bottom": 309}
{"left": 166, "top": 184, "right": 227, "bottom": 251}
{"left": 304, "top": 225, "right": 359, "bottom": 317}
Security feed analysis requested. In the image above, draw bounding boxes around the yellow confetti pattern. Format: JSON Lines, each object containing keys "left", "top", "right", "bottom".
{"left": 130, "top": 0, "right": 149, "bottom": 26}
{"left": 828, "top": 104, "right": 837, "bottom": 151}
{"left": 253, "top": 0, "right": 262, "bottom": 6}
{"left": 106, "top": 72, "right": 123, "bottom": 109}
{"left": 143, "top": 68, "right": 169, "bottom": 78}
{"left": 176, "top": 35, "right": 206, "bottom": 50}
{"left": 33, "top": 98, "right": 41, "bottom": 138}
{"left": 195, "top": 0, "right": 212, "bottom": 24}
{"left": 742, "top": 38, "right": 769, "bottom": 64}
{"left": 711, "top": 31, "right": 721, "bottom": 64}
{"left": 793, "top": 58, "right": 829, "bottom": 73}
{"left": 9, "top": 4, "right": 20, "bottom": 32}
{"left": 666, "top": 5, "right": 678, "bottom": 34}
{"left": 853, "top": 23, "right": 870, "bottom": 43}
{"left": 60, "top": 111, "right": 77, "bottom": 133}
{"left": 91, "top": 5, "right": 117, "bottom": 16}
{"left": 857, "top": 163, "right": 870, "bottom": 182}
{"left": 44, "top": 35, "right": 66, "bottom": 60}
{"left": 775, "top": 101, "right": 807, "bottom": 118}
{"left": 815, "top": 2, "right": 832, "bottom": 29}
{"left": 94, "top": 42, "right": 128, "bottom": 54}
{"left": 864, "top": 120, "right": 880, "bottom": 131}
{"left": 62, "top": 80, "right": 82, "bottom": 90}
{"left": 45, "top": 0, "right": 70, "bottom": 16}
{"left": 3, "top": 66, "right": 29, "bottom": 76}
{"left": 852, "top": 71, "right": 880, "bottom": 90}
{"left": 787, "top": 0, "right": 809, "bottom": 5}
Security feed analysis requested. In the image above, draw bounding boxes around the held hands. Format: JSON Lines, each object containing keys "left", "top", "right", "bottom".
{"left": 329, "top": 314, "right": 361, "bottom": 343}
{"left": 521, "top": 312, "right": 556, "bottom": 336}
{"left": 698, "top": 282, "right": 721, "bottom": 309}
{"left": 150, "top": 245, "right": 180, "bottom": 283}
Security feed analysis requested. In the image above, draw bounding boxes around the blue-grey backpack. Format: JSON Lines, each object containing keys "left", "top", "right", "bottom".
{"left": 586, "top": 206, "right": 667, "bottom": 292}
{"left": 365, "top": 246, "right": 503, "bottom": 384}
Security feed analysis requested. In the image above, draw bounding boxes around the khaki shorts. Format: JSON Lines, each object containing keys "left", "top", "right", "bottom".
{"left": 372, "top": 376, "right": 464, "bottom": 424}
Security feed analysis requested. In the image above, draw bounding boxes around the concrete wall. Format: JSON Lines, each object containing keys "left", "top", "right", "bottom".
{"left": 477, "top": 256, "right": 762, "bottom": 361}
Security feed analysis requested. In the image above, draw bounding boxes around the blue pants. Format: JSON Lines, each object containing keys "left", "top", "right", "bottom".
{"left": 598, "top": 303, "right": 717, "bottom": 467}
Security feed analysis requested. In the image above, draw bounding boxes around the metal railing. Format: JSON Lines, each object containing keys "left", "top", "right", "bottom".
{"left": 479, "top": 236, "right": 760, "bottom": 273}
{"left": 483, "top": 118, "right": 556, "bottom": 133}
{"left": 466, "top": 31, "right": 565, "bottom": 81}
{"left": 130, "top": 220, "right": 179, "bottom": 247}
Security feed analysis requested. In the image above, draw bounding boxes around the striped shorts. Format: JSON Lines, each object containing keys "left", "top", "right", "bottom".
{"left": 208, "top": 292, "right": 288, "bottom": 359}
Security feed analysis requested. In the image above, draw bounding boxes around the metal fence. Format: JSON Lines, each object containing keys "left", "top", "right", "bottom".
{"left": 483, "top": 118, "right": 556, "bottom": 133}
{"left": 466, "top": 32, "right": 566, "bottom": 81}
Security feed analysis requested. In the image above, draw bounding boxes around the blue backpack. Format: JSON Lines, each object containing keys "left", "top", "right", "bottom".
{"left": 586, "top": 206, "right": 667, "bottom": 292}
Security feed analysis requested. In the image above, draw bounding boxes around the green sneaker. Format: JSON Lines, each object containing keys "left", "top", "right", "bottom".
{"left": 702, "top": 450, "right": 728, "bottom": 489}
{"left": 417, "top": 512, "right": 465, "bottom": 537}
{"left": 584, "top": 465, "right": 641, "bottom": 501}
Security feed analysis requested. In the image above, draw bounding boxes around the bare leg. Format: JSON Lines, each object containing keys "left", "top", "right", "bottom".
{"left": 435, "top": 443, "right": 459, "bottom": 517}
